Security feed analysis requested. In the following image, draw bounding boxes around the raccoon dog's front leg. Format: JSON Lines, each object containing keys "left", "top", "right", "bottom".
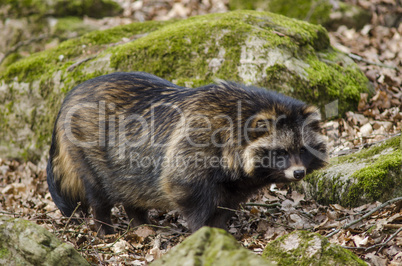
{"left": 204, "top": 208, "right": 233, "bottom": 230}
{"left": 123, "top": 205, "right": 149, "bottom": 228}
{"left": 173, "top": 180, "right": 231, "bottom": 232}
{"left": 181, "top": 200, "right": 233, "bottom": 232}
{"left": 92, "top": 202, "right": 114, "bottom": 236}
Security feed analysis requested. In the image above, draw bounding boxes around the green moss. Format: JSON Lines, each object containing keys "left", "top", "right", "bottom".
{"left": 52, "top": 0, "right": 122, "bottom": 18}
{"left": 263, "top": 231, "right": 320, "bottom": 265}
{"left": 0, "top": 53, "right": 23, "bottom": 70}
{"left": 306, "top": 172, "right": 351, "bottom": 206}
{"left": 269, "top": 0, "right": 332, "bottom": 25}
{"left": 367, "top": 225, "right": 376, "bottom": 234}
{"left": 0, "top": 18, "right": 171, "bottom": 159}
{"left": 262, "top": 231, "right": 365, "bottom": 265}
{"left": 330, "top": 2, "right": 372, "bottom": 30}
{"left": 297, "top": 135, "right": 402, "bottom": 207}
{"left": 109, "top": 13, "right": 251, "bottom": 83}
{"left": 347, "top": 150, "right": 402, "bottom": 205}
{"left": 301, "top": 49, "right": 370, "bottom": 115}
{"left": 0, "top": 247, "right": 9, "bottom": 258}
{"left": 322, "top": 244, "right": 366, "bottom": 265}
{"left": 229, "top": 0, "right": 332, "bottom": 25}
{"left": 54, "top": 17, "right": 97, "bottom": 40}
{"left": 0, "top": 0, "right": 47, "bottom": 19}
{"left": 153, "top": 227, "right": 271, "bottom": 265}
{"left": 109, "top": 10, "right": 331, "bottom": 87}
{"left": 228, "top": 0, "right": 256, "bottom": 10}
{"left": 1, "top": 20, "right": 172, "bottom": 83}
{"left": 337, "top": 135, "right": 401, "bottom": 164}
{"left": 0, "top": 0, "right": 122, "bottom": 19}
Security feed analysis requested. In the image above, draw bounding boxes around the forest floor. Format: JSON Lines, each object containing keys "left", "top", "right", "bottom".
{"left": 0, "top": 0, "right": 401, "bottom": 265}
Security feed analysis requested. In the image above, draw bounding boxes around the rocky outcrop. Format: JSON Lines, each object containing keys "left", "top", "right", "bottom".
{"left": 0, "top": 215, "right": 88, "bottom": 265}
{"left": 0, "top": 10, "right": 370, "bottom": 160}
{"left": 228, "top": 0, "right": 371, "bottom": 30}
{"left": 0, "top": 0, "right": 122, "bottom": 69}
{"left": 295, "top": 135, "right": 402, "bottom": 207}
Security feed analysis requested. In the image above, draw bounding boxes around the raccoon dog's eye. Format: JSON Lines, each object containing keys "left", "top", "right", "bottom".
{"left": 256, "top": 120, "right": 268, "bottom": 129}
{"left": 300, "top": 147, "right": 307, "bottom": 154}
{"left": 276, "top": 149, "right": 288, "bottom": 156}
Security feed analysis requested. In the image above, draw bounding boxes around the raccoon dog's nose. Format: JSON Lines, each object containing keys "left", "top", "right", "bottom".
{"left": 293, "top": 170, "right": 305, "bottom": 180}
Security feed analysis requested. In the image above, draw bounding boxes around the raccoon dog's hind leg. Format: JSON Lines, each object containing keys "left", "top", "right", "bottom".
{"left": 46, "top": 158, "right": 78, "bottom": 217}
{"left": 79, "top": 169, "right": 116, "bottom": 236}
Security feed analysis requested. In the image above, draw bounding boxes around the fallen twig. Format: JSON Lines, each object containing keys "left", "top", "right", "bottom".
{"left": 66, "top": 56, "right": 96, "bottom": 71}
{"left": 377, "top": 227, "right": 402, "bottom": 253}
{"left": 62, "top": 202, "right": 81, "bottom": 236}
{"left": 326, "top": 197, "right": 402, "bottom": 237}
{"left": 245, "top": 203, "right": 282, "bottom": 208}
{"left": 82, "top": 213, "right": 105, "bottom": 265}
{"left": 342, "top": 227, "right": 402, "bottom": 252}
{"left": 348, "top": 53, "right": 399, "bottom": 71}
{"left": 383, "top": 224, "right": 402, "bottom": 229}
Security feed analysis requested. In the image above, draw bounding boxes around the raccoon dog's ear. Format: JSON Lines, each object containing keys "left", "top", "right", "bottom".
{"left": 254, "top": 119, "right": 275, "bottom": 131}
{"left": 256, "top": 119, "right": 271, "bottom": 129}
{"left": 302, "top": 106, "right": 322, "bottom": 132}
{"left": 302, "top": 106, "right": 321, "bottom": 119}
{"left": 249, "top": 119, "right": 274, "bottom": 140}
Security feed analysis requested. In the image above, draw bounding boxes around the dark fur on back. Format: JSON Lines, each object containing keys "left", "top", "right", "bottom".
{"left": 47, "top": 72, "right": 327, "bottom": 235}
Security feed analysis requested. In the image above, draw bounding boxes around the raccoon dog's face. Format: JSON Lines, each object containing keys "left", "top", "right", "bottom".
{"left": 242, "top": 106, "right": 327, "bottom": 183}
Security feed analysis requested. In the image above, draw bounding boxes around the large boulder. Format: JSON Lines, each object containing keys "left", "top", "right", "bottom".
{"left": 0, "top": 215, "right": 88, "bottom": 265}
{"left": 228, "top": 0, "right": 372, "bottom": 30}
{"left": 0, "top": 0, "right": 122, "bottom": 69}
{"left": 0, "top": 0, "right": 122, "bottom": 20}
{"left": 295, "top": 135, "right": 402, "bottom": 207}
{"left": 262, "top": 230, "right": 366, "bottom": 265}
{"left": 151, "top": 227, "right": 273, "bottom": 265}
{"left": 0, "top": 10, "right": 370, "bottom": 160}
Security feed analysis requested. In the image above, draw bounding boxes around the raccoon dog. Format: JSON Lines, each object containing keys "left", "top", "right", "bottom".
{"left": 47, "top": 72, "right": 327, "bottom": 235}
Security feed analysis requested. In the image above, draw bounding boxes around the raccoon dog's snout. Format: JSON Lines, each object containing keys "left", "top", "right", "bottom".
{"left": 293, "top": 169, "right": 305, "bottom": 180}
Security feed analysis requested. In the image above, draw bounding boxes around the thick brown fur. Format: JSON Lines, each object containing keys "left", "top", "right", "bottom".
{"left": 47, "top": 72, "right": 327, "bottom": 235}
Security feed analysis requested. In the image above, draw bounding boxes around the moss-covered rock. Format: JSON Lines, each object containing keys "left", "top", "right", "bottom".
{"left": 0, "top": 10, "right": 370, "bottom": 160}
{"left": 228, "top": 0, "right": 371, "bottom": 30}
{"left": 294, "top": 135, "right": 402, "bottom": 207}
{"left": 0, "top": 16, "right": 100, "bottom": 66}
{"left": 0, "top": 215, "right": 88, "bottom": 265}
{"left": 328, "top": 1, "right": 372, "bottom": 30}
{"left": 0, "top": 0, "right": 122, "bottom": 19}
{"left": 151, "top": 227, "right": 273, "bottom": 265}
{"left": 262, "top": 230, "right": 366, "bottom": 265}
{"left": 0, "top": 0, "right": 121, "bottom": 69}
{"left": 229, "top": 0, "right": 332, "bottom": 26}
{"left": 152, "top": 227, "right": 365, "bottom": 265}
